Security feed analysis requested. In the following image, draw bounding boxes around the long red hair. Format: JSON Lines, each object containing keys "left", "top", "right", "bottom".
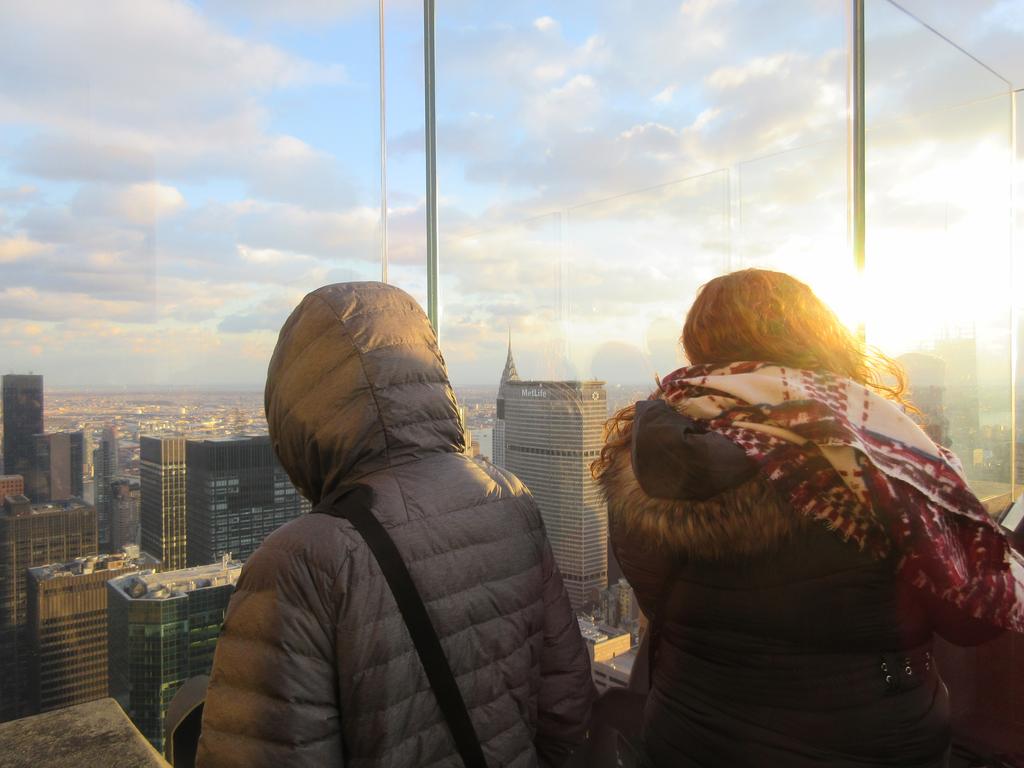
{"left": 681, "top": 269, "right": 907, "bottom": 402}
{"left": 592, "top": 269, "right": 910, "bottom": 482}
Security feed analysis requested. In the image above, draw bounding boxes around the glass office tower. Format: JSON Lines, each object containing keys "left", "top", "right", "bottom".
{"left": 140, "top": 437, "right": 187, "bottom": 571}
{"left": 28, "top": 432, "right": 84, "bottom": 504}
{"left": 185, "top": 435, "right": 310, "bottom": 566}
{"left": 107, "top": 557, "right": 241, "bottom": 754}
{"left": 0, "top": 496, "right": 97, "bottom": 721}
{"left": 26, "top": 549, "right": 156, "bottom": 714}
{"left": 2, "top": 375, "right": 43, "bottom": 483}
{"left": 110, "top": 478, "right": 141, "bottom": 553}
{"left": 499, "top": 373, "right": 608, "bottom": 610}
{"left": 93, "top": 428, "right": 120, "bottom": 553}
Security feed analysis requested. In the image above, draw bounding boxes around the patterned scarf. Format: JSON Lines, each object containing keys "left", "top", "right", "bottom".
{"left": 659, "top": 361, "right": 1024, "bottom": 632}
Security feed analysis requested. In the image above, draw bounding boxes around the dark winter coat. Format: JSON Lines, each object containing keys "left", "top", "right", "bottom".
{"left": 196, "top": 282, "right": 594, "bottom": 768}
{"left": 598, "top": 398, "right": 1000, "bottom": 768}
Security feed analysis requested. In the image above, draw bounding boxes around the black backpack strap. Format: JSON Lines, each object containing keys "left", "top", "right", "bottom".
{"left": 313, "top": 485, "right": 488, "bottom": 768}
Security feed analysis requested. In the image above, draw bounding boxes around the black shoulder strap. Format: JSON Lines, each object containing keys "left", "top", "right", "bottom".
{"left": 313, "top": 485, "right": 488, "bottom": 768}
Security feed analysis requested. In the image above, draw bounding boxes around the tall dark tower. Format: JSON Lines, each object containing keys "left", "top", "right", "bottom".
{"left": 2, "top": 375, "right": 44, "bottom": 481}
{"left": 185, "top": 435, "right": 310, "bottom": 566}
{"left": 494, "top": 332, "right": 520, "bottom": 468}
{"left": 93, "top": 427, "right": 120, "bottom": 552}
{"left": 68, "top": 431, "right": 84, "bottom": 500}
{"left": 28, "top": 432, "right": 84, "bottom": 503}
{"left": 140, "top": 436, "right": 187, "bottom": 571}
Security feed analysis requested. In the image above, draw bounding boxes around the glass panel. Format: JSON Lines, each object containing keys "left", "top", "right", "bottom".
{"left": 877, "top": 0, "right": 1024, "bottom": 90}
{"left": 0, "top": 4, "right": 383, "bottom": 389}
{"left": 0, "top": 1, "right": 384, "bottom": 735}
{"left": 383, "top": 1, "right": 428, "bottom": 306}
{"left": 564, "top": 171, "right": 730, "bottom": 398}
{"left": 436, "top": 0, "right": 849, "bottom": 616}
{"left": 866, "top": 0, "right": 1014, "bottom": 499}
{"left": 1017, "top": 89, "right": 1024, "bottom": 502}
{"left": 734, "top": 140, "right": 855, "bottom": 329}
{"left": 882, "top": 12, "right": 1024, "bottom": 752}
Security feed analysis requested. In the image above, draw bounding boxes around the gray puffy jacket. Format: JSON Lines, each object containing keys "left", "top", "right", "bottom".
{"left": 196, "top": 282, "right": 594, "bottom": 768}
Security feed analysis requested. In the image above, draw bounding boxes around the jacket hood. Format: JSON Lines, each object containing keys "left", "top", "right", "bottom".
{"left": 265, "top": 282, "right": 465, "bottom": 505}
{"left": 598, "top": 394, "right": 806, "bottom": 559}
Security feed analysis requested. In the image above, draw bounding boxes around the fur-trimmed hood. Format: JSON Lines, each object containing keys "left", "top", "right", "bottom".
{"left": 597, "top": 393, "right": 809, "bottom": 560}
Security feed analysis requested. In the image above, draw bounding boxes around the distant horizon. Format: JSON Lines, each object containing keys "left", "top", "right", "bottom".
{"left": 40, "top": 380, "right": 654, "bottom": 393}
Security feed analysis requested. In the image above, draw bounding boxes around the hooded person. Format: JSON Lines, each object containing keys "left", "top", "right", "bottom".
{"left": 197, "top": 282, "right": 594, "bottom": 768}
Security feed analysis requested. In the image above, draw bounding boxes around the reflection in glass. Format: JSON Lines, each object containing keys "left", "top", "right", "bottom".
{"left": 866, "top": 0, "right": 1015, "bottom": 498}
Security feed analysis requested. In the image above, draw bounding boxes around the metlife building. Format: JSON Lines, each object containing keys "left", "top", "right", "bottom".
{"left": 498, "top": 376, "right": 608, "bottom": 610}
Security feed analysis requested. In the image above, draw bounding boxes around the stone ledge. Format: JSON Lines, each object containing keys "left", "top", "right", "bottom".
{"left": 0, "top": 698, "right": 169, "bottom": 767}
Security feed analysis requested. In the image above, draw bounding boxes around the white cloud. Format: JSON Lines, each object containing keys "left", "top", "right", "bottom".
{"left": 0, "top": 286, "right": 154, "bottom": 322}
{"left": 0, "top": 186, "right": 38, "bottom": 204}
{"left": 0, "top": 237, "right": 49, "bottom": 264}
{"left": 73, "top": 182, "right": 185, "bottom": 225}
{"left": 534, "top": 64, "right": 567, "bottom": 81}
{"left": 237, "top": 245, "right": 313, "bottom": 266}
{"left": 2, "top": 0, "right": 1011, "bottom": 387}
{"left": 533, "top": 16, "right": 559, "bottom": 32}
{"left": 680, "top": 0, "right": 727, "bottom": 21}
{"left": 0, "top": 1, "right": 345, "bottom": 128}
{"left": 652, "top": 85, "right": 677, "bottom": 104}
{"left": 707, "top": 53, "right": 794, "bottom": 89}
{"left": 1, "top": 0, "right": 354, "bottom": 210}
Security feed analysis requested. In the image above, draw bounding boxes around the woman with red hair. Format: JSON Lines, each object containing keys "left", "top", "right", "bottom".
{"left": 593, "top": 269, "right": 1023, "bottom": 767}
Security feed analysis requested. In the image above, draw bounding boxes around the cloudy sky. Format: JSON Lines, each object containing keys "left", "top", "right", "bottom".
{"left": 0, "top": 0, "right": 1021, "bottom": 388}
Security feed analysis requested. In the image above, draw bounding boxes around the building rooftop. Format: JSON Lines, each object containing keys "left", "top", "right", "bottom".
{"left": 509, "top": 380, "right": 606, "bottom": 389}
{"left": 29, "top": 548, "right": 158, "bottom": 583}
{"left": 199, "top": 434, "right": 266, "bottom": 443}
{"left": 595, "top": 646, "right": 637, "bottom": 677}
{"left": 109, "top": 555, "right": 242, "bottom": 601}
{"left": 577, "top": 617, "right": 629, "bottom": 645}
{"left": 2, "top": 496, "right": 91, "bottom": 517}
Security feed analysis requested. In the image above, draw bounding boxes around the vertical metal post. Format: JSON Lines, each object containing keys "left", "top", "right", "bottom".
{"left": 1011, "top": 90, "right": 1019, "bottom": 496}
{"left": 379, "top": 0, "right": 388, "bottom": 284}
{"left": 848, "top": 0, "right": 866, "bottom": 343}
{"left": 423, "top": 0, "right": 439, "bottom": 333}
{"left": 851, "top": 0, "right": 866, "bottom": 276}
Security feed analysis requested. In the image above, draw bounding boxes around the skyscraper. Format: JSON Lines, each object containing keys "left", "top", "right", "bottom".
{"left": 69, "top": 431, "right": 84, "bottom": 499}
{"left": 494, "top": 334, "right": 520, "bottom": 469}
{"left": 2, "top": 374, "right": 43, "bottom": 481}
{"left": 0, "top": 495, "right": 97, "bottom": 721}
{"left": 185, "top": 435, "right": 310, "bottom": 566}
{"left": 110, "top": 478, "right": 141, "bottom": 552}
{"left": 28, "top": 431, "right": 84, "bottom": 503}
{"left": 497, "top": 347, "right": 608, "bottom": 609}
{"left": 107, "top": 557, "right": 241, "bottom": 753}
{"left": 93, "top": 427, "right": 119, "bottom": 552}
{"left": 140, "top": 436, "right": 187, "bottom": 571}
{"left": 26, "top": 549, "right": 156, "bottom": 714}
